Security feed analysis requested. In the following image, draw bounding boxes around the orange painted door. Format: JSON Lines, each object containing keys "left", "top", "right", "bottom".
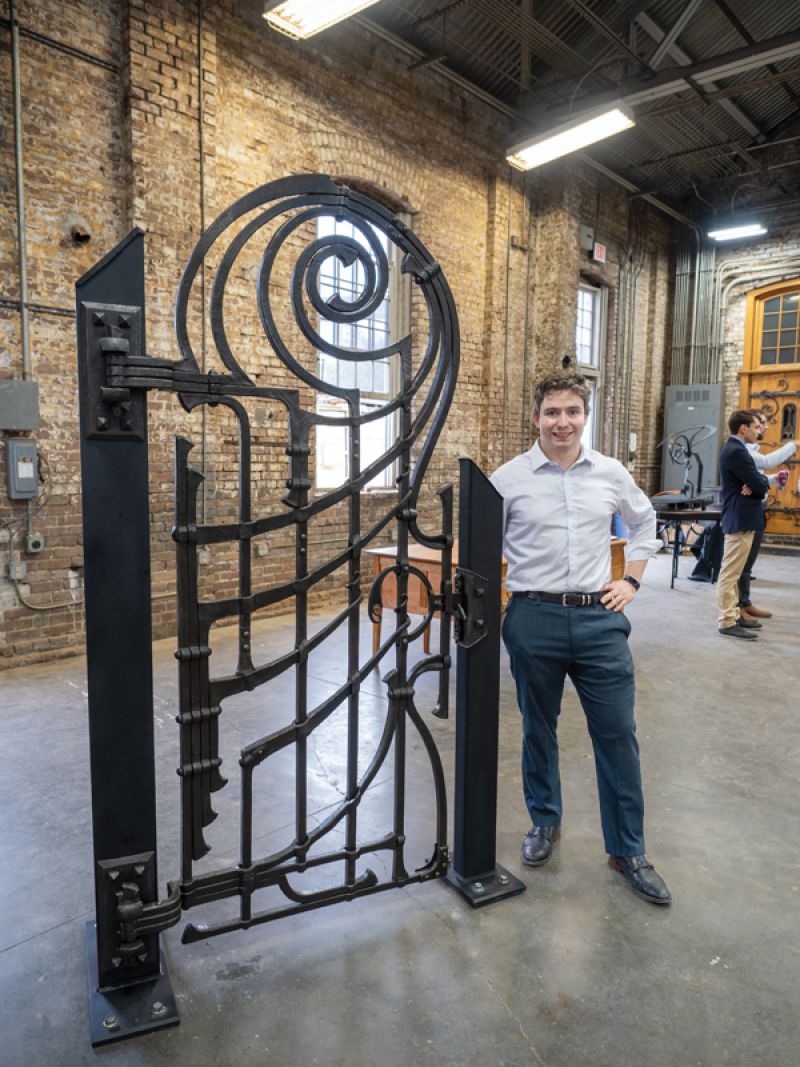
{"left": 740, "top": 280, "right": 800, "bottom": 538}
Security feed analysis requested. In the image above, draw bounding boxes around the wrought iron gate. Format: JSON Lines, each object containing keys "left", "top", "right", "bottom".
{"left": 76, "top": 176, "right": 523, "bottom": 1046}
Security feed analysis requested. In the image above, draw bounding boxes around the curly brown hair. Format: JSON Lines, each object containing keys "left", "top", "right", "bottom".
{"left": 533, "top": 372, "right": 591, "bottom": 416}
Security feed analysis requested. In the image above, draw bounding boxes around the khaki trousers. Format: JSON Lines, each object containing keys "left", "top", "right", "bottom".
{"left": 717, "top": 530, "right": 755, "bottom": 628}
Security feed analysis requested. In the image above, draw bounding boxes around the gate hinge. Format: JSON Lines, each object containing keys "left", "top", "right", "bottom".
{"left": 450, "top": 567, "right": 489, "bottom": 648}
{"left": 79, "top": 303, "right": 146, "bottom": 440}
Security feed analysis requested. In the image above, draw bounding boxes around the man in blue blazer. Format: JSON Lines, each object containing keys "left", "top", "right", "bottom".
{"left": 717, "top": 410, "right": 771, "bottom": 639}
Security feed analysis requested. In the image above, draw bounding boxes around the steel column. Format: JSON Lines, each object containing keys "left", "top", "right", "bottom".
{"left": 445, "top": 459, "right": 525, "bottom": 906}
{"left": 76, "top": 230, "right": 178, "bottom": 1045}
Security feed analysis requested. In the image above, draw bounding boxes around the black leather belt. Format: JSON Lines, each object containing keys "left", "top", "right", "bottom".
{"left": 512, "top": 590, "right": 605, "bottom": 607}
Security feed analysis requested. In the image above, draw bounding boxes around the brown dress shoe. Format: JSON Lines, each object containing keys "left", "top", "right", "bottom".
{"left": 742, "top": 605, "right": 772, "bottom": 619}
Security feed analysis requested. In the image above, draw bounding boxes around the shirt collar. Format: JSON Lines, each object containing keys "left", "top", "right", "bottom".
{"left": 527, "top": 439, "right": 594, "bottom": 472}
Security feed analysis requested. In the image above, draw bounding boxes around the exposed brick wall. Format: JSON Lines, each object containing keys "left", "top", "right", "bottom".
{"left": 1, "top": 0, "right": 677, "bottom": 666}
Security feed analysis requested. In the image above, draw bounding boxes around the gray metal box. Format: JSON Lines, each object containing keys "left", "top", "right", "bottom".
{"left": 661, "top": 384, "right": 722, "bottom": 494}
{"left": 6, "top": 438, "right": 39, "bottom": 499}
{"left": 0, "top": 379, "right": 40, "bottom": 431}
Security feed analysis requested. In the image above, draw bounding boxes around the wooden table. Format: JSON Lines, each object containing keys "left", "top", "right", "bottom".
{"left": 367, "top": 538, "right": 627, "bottom": 653}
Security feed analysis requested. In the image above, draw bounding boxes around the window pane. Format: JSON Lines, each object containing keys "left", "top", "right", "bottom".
{"left": 576, "top": 285, "right": 601, "bottom": 369}
{"left": 357, "top": 360, "right": 373, "bottom": 390}
{"left": 762, "top": 330, "right": 778, "bottom": 347}
{"left": 374, "top": 360, "right": 389, "bottom": 393}
{"left": 778, "top": 348, "right": 796, "bottom": 364}
{"left": 761, "top": 349, "right": 777, "bottom": 364}
{"left": 763, "top": 313, "right": 779, "bottom": 330}
{"left": 361, "top": 401, "right": 393, "bottom": 488}
{"left": 338, "top": 360, "right": 356, "bottom": 388}
{"left": 318, "top": 353, "right": 336, "bottom": 385}
{"left": 781, "top": 311, "right": 797, "bottom": 329}
{"left": 764, "top": 297, "right": 781, "bottom": 312}
{"left": 779, "top": 330, "right": 796, "bottom": 347}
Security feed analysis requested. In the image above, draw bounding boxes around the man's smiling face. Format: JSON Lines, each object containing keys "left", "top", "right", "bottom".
{"left": 534, "top": 389, "right": 588, "bottom": 461}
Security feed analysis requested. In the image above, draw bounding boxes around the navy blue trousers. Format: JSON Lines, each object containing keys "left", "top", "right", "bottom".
{"left": 502, "top": 595, "right": 645, "bottom": 857}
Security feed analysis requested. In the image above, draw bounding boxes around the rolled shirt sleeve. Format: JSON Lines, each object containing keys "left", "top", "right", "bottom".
{"left": 753, "top": 441, "right": 797, "bottom": 469}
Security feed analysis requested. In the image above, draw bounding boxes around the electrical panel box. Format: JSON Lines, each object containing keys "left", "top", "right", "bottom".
{"left": 661, "top": 384, "right": 722, "bottom": 494}
{"left": 0, "top": 380, "right": 40, "bottom": 431}
{"left": 6, "top": 438, "right": 39, "bottom": 500}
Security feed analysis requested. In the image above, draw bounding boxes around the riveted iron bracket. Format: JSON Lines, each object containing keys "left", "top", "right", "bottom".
{"left": 451, "top": 566, "right": 489, "bottom": 648}
{"left": 94, "top": 852, "right": 160, "bottom": 981}
{"left": 86, "top": 851, "right": 179, "bottom": 1046}
{"left": 79, "top": 302, "right": 145, "bottom": 440}
{"left": 85, "top": 919, "right": 178, "bottom": 1047}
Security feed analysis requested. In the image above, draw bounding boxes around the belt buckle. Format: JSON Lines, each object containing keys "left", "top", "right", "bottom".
{"left": 561, "top": 592, "right": 582, "bottom": 607}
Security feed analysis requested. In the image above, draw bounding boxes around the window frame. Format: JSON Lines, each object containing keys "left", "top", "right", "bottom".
{"left": 575, "top": 280, "right": 607, "bottom": 451}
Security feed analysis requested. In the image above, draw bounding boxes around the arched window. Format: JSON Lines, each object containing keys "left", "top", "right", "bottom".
{"left": 757, "top": 290, "right": 800, "bottom": 366}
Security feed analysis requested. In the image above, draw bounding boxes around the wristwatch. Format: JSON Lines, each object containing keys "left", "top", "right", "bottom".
{"left": 622, "top": 575, "right": 641, "bottom": 591}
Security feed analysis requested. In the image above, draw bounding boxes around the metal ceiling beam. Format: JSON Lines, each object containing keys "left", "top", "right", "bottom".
{"left": 644, "top": 66, "right": 800, "bottom": 117}
{"left": 356, "top": 14, "right": 517, "bottom": 117}
{"left": 635, "top": 11, "right": 763, "bottom": 137}
{"left": 579, "top": 156, "right": 695, "bottom": 225}
{"left": 590, "top": 31, "right": 800, "bottom": 110}
{"left": 356, "top": 13, "right": 694, "bottom": 227}
{"left": 647, "top": 0, "right": 705, "bottom": 70}
{"left": 710, "top": 0, "right": 800, "bottom": 110}
{"left": 560, "top": 0, "right": 649, "bottom": 69}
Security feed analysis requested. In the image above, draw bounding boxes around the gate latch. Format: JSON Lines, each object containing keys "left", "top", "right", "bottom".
{"left": 451, "top": 567, "right": 489, "bottom": 648}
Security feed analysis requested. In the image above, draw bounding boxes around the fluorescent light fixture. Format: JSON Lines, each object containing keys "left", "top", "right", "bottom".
{"left": 707, "top": 222, "right": 767, "bottom": 241}
{"left": 506, "top": 101, "right": 635, "bottom": 171}
{"left": 263, "top": 0, "right": 381, "bottom": 39}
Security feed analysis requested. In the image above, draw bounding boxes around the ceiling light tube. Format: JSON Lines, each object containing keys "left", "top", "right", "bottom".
{"left": 263, "top": 0, "right": 382, "bottom": 40}
{"left": 707, "top": 222, "right": 767, "bottom": 241}
{"left": 506, "top": 101, "right": 635, "bottom": 171}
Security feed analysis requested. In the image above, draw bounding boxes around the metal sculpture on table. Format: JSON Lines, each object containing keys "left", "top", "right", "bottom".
{"left": 77, "top": 175, "right": 522, "bottom": 1046}
{"left": 657, "top": 423, "right": 716, "bottom": 497}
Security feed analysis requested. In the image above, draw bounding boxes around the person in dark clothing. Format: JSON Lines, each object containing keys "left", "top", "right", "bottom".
{"left": 717, "top": 410, "right": 770, "bottom": 639}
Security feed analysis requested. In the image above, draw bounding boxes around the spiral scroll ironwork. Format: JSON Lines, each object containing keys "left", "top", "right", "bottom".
{"left": 123, "top": 175, "right": 462, "bottom": 940}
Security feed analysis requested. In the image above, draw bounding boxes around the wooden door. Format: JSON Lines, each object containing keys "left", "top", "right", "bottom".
{"left": 740, "top": 279, "right": 800, "bottom": 537}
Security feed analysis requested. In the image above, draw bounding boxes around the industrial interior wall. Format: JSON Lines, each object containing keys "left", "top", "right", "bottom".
{"left": 0, "top": 0, "right": 676, "bottom": 666}
{"left": 715, "top": 219, "right": 800, "bottom": 408}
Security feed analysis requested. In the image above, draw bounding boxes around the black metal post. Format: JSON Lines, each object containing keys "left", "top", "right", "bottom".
{"left": 77, "top": 231, "right": 178, "bottom": 1045}
{"left": 445, "top": 458, "right": 525, "bottom": 907}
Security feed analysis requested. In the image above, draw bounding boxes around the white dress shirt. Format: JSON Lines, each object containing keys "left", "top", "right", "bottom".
{"left": 747, "top": 440, "right": 796, "bottom": 484}
{"left": 490, "top": 442, "right": 660, "bottom": 593}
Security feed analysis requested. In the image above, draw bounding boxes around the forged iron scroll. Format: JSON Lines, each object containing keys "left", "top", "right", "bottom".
{"left": 113, "top": 175, "right": 459, "bottom": 941}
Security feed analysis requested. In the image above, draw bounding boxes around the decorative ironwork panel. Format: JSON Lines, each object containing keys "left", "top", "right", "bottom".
{"left": 98, "top": 176, "right": 460, "bottom": 940}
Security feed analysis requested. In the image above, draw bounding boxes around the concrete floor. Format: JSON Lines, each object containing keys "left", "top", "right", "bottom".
{"left": 2, "top": 549, "right": 799, "bottom": 1067}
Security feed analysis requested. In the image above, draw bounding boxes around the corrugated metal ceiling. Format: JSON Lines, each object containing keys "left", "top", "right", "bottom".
{"left": 366, "top": 0, "right": 800, "bottom": 217}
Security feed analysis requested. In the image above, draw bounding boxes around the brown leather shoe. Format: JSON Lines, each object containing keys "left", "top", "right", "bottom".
{"left": 742, "top": 605, "right": 772, "bottom": 619}
{"left": 521, "top": 825, "right": 560, "bottom": 866}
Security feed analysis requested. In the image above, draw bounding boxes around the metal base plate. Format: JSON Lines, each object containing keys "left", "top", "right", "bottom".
{"left": 444, "top": 864, "right": 526, "bottom": 908}
{"left": 85, "top": 921, "right": 179, "bottom": 1046}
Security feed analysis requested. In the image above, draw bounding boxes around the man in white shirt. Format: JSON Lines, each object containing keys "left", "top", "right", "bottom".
{"left": 738, "top": 410, "right": 795, "bottom": 622}
{"left": 491, "top": 373, "right": 670, "bottom": 905}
